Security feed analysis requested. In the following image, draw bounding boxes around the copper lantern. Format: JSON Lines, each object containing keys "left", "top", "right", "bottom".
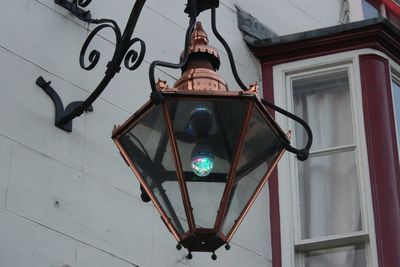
{"left": 112, "top": 22, "right": 299, "bottom": 259}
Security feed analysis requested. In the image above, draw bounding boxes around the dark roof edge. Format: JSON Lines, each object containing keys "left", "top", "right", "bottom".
{"left": 248, "top": 17, "right": 400, "bottom": 65}
{"left": 249, "top": 17, "right": 396, "bottom": 48}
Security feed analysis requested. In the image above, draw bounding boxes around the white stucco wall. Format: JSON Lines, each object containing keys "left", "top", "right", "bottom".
{"left": 0, "top": 1, "right": 344, "bottom": 266}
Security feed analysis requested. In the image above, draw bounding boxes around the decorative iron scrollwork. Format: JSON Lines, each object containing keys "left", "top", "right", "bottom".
{"left": 78, "top": 18, "right": 146, "bottom": 73}
{"left": 124, "top": 38, "right": 146, "bottom": 71}
{"left": 79, "top": 19, "right": 122, "bottom": 71}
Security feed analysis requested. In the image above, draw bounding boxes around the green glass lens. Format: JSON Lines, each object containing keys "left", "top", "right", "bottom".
{"left": 191, "top": 142, "right": 214, "bottom": 177}
{"left": 191, "top": 155, "right": 214, "bottom": 177}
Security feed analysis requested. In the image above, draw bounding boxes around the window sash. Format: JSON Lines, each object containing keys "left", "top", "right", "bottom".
{"left": 289, "top": 68, "right": 364, "bottom": 243}
{"left": 290, "top": 68, "right": 368, "bottom": 267}
{"left": 295, "top": 231, "right": 369, "bottom": 252}
{"left": 308, "top": 144, "right": 356, "bottom": 158}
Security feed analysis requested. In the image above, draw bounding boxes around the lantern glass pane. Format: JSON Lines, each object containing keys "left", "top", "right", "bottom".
{"left": 119, "top": 104, "right": 188, "bottom": 234}
{"left": 167, "top": 98, "right": 249, "bottom": 229}
{"left": 222, "top": 107, "right": 283, "bottom": 235}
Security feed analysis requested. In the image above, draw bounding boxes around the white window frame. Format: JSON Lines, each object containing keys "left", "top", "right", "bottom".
{"left": 272, "top": 49, "right": 380, "bottom": 267}
{"left": 348, "top": 0, "right": 367, "bottom": 21}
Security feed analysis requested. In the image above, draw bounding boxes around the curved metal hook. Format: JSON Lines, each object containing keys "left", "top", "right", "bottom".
{"left": 261, "top": 99, "right": 313, "bottom": 161}
{"left": 211, "top": 8, "right": 248, "bottom": 91}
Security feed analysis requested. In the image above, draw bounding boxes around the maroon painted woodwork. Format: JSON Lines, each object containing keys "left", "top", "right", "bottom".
{"left": 382, "top": 0, "right": 400, "bottom": 17}
{"left": 262, "top": 64, "right": 282, "bottom": 267}
{"left": 359, "top": 54, "right": 400, "bottom": 267}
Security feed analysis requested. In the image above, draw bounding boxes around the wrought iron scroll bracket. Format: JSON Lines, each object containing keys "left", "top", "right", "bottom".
{"left": 38, "top": 0, "right": 147, "bottom": 132}
{"left": 54, "top": 0, "right": 92, "bottom": 22}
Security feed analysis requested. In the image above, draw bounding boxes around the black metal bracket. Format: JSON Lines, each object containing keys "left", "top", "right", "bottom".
{"left": 36, "top": 76, "right": 93, "bottom": 132}
{"left": 184, "top": 0, "right": 219, "bottom": 16}
{"left": 55, "top": 0, "right": 92, "bottom": 22}
{"left": 38, "top": 0, "right": 147, "bottom": 132}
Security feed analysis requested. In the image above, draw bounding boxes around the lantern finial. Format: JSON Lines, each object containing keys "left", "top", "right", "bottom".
{"left": 192, "top": 21, "right": 209, "bottom": 46}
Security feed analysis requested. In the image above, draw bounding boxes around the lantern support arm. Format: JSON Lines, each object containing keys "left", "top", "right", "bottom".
{"left": 261, "top": 99, "right": 313, "bottom": 161}
{"left": 37, "top": 0, "right": 147, "bottom": 132}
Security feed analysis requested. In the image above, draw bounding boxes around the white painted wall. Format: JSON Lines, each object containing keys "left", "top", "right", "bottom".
{"left": 0, "top": 0, "right": 343, "bottom": 266}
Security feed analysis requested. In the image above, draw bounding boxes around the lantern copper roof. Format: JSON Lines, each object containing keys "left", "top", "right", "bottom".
{"left": 174, "top": 22, "right": 228, "bottom": 91}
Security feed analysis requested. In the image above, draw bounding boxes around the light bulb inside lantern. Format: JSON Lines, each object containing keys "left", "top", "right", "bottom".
{"left": 189, "top": 106, "right": 212, "bottom": 137}
{"left": 191, "top": 142, "right": 214, "bottom": 177}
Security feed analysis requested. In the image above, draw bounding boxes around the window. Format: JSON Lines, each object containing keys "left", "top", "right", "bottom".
{"left": 274, "top": 58, "right": 377, "bottom": 267}
{"left": 361, "top": 0, "right": 400, "bottom": 29}
{"left": 362, "top": 0, "right": 380, "bottom": 19}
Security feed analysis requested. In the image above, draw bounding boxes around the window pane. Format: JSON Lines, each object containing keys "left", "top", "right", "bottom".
{"left": 298, "top": 151, "right": 362, "bottom": 239}
{"left": 304, "top": 244, "right": 367, "bottom": 267}
{"left": 392, "top": 79, "right": 400, "bottom": 152}
{"left": 222, "top": 107, "right": 284, "bottom": 235}
{"left": 293, "top": 71, "right": 354, "bottom": 151}
{"left": 120, "top": 105, "right": 189, "bottom": 234}
{"left": 362, "top": 0, "right": 379, "bottom": 19}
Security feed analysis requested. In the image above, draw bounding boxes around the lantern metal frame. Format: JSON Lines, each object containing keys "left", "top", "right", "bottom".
{"left": 111, "top": 89, "right": 289, "bottom": 255}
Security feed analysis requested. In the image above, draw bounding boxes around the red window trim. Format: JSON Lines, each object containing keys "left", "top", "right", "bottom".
{"left": 262, "top": 64, "right": 282, "bottom": 267}
{"left": 359, "top": 54, "right": 400, "bottom": 267}
{"left": 382, "top": 0, "right": 400, "bottom": 17}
